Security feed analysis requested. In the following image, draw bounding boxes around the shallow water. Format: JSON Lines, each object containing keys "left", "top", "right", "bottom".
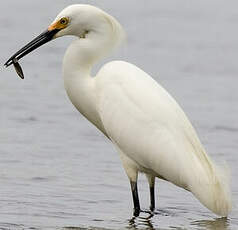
{"left": 0, "top": 0, "right": 238, "bottom": 229}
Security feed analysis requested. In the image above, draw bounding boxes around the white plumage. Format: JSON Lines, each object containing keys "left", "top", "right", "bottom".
{"left": 6, "top": 4, "right": 232, "bottom": 217}
{"left": 61, "top": 5, "right": 231, "bottom": 216}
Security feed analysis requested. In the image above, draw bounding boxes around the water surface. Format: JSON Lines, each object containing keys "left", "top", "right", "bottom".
{"left": 0, "top": 0, "right": 237, "bottom": 229}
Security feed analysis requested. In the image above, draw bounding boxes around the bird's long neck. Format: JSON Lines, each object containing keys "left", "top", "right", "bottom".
{"left": 63, "top": 39, "right": 106, "bottom": 134}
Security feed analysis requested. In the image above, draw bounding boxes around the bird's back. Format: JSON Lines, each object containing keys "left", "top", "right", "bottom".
{"left": 95, "top": 60, "right": 232, "bottom": 216}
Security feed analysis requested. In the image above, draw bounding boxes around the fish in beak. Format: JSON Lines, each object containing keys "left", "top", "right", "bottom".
{"left": 4, "top": 17, "right": 69, "bottom": 79}
{"left": 4, "top": 29, "right": 59, "bottom": 79}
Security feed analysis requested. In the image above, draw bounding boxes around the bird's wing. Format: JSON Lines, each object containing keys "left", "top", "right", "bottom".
{"left": 96, "top": 61, "right": 208, "bottom": 186}
{"left": 96, "top": 61, "right": 231, "bottom": 216}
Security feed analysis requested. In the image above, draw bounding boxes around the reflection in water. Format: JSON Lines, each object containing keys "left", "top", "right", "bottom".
{"left": 127, "top": 213, "right": 230, "bottom": 230}
{"left": 127, "top": 208, "right": 178, "bottom": 230}
{"left": 64, "top": 227, "right": 86, "bottom": 230}
{"left": 191, "top": 217, "right": 230, "bottom": 230}
{"left": 128, "top": 213, "right": 156, "bottom": 230}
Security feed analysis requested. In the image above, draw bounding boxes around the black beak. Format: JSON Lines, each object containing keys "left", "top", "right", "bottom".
{"left": 4, "top": 28, "right": 59, "bottom": 68}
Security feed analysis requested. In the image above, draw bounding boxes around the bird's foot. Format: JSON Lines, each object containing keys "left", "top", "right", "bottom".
{"left": 133, "top": 207, "right": 140, "bottom": 217}
{"left": 139, "top": 209, "right": 154, "bottom": 219}
{"left": 150, "top": 205, "right": 155, "bottom": 212}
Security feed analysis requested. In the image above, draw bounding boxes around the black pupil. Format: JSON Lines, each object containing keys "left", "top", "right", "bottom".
{"left": 61, "top": 19, "right": 66, "bottom": 24}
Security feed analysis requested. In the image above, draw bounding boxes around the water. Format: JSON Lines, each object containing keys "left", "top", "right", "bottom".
{"left": 0, "top": 0, "right": 237, "bottom": 229}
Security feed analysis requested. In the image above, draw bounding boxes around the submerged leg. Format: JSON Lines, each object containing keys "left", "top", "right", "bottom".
{"left": 149, "top": 184, "right": 155, "bottom": 212}
{"left": 146, "top": 174, "right": 155, "bottom": 212}
{"left": 130, "top": 180, "right": 141, "bottom": 217}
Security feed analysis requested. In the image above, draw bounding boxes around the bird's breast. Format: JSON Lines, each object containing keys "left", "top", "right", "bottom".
{"left": 64, "top": 75, "right": 107, "bottom": 136}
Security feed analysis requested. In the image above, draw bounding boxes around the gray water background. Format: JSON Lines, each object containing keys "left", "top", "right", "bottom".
{"left": 0, "top": 0, "right": 238, "bottom": 229}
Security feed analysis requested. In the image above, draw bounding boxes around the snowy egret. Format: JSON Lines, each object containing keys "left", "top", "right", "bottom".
{"left": 5, "top": 4, "right": 232, "bottom": 217}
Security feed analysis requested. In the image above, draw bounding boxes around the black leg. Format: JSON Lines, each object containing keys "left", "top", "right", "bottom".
{"left": 146, "top": 175, "right": 155, "bottom": 212}
{"left": 149, "top": 185, "right": 155, "bottom": 212}
{"left": 130, "top": 181, "right": 140, "bottom": 217}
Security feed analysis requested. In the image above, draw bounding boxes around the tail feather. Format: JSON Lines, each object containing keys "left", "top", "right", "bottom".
{"left": 189, "top": 156, "right": 232, "bottom": 216}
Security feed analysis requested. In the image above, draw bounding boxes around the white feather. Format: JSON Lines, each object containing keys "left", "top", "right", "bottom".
{"left": 52, "top": 4, "right": 232, "bottom": 216}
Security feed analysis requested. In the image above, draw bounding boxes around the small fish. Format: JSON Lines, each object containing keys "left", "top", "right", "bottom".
{"left": 13, "top": 58, "right": 24, "bottom": 79}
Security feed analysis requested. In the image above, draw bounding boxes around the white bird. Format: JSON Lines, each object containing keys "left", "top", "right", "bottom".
{"left": 5, "top": 4, "right": 232, "bottom": 217}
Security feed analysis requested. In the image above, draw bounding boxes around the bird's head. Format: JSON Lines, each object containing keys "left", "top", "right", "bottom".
{"left": 4, "top": 4, "right": 125, "bottom": 70}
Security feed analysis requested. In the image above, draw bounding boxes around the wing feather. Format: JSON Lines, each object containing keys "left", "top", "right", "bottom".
{"left": 95, "top": 61, "right": 231, "bottom": 216}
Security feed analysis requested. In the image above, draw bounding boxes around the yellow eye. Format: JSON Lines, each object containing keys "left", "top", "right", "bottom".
{"left": 60, "top": 17, "right": 69, "bottom": 25}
